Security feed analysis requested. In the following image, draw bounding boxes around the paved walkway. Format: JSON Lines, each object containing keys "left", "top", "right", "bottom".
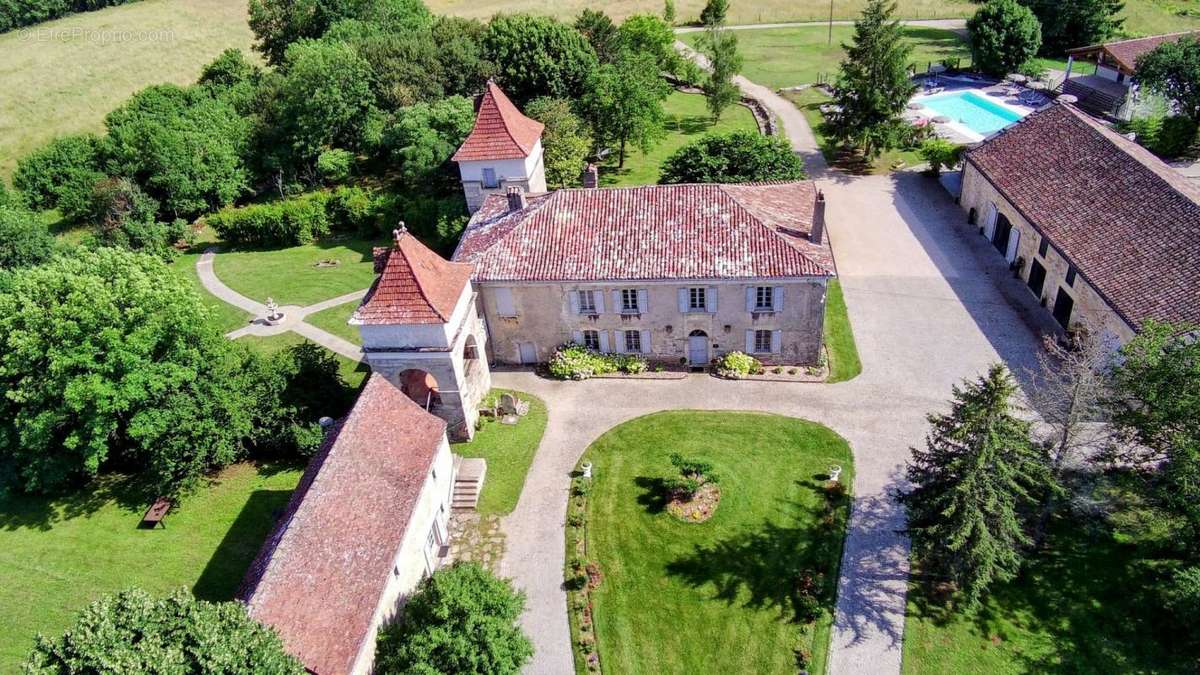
{"left": 497, "top": 173, "right": 1042, "bottom": 675}
{"left": 197, "top": 248, "right": 367, "bottom": 361}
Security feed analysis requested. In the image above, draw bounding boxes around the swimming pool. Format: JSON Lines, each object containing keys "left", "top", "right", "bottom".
{"left": 918, "top": 91, "right": 1024, "bottom": 136}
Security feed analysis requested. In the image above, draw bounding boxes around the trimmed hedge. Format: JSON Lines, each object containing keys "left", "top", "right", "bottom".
{"left": 207, "top": 191, "right": 332, "bottom": 246}
{"left": 0, "top": 1, "right": 143, "bottom": 34}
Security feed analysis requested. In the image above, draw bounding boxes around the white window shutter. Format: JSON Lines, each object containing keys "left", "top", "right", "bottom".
{"left": 640, "top": 330, "right": 651, "bottom": 354}
{"left": 569, "top": 291, "right": 581, "bottom": 314}
{"left": 572, "top": 330, "right": 583, "bottom": 344}
{"left": 637, "top": 289, "right": 648, "bottom": 312}
{"left": 495, "top": 287, "right": 516, "bottom": 316}
{"left": 745, "top": 330, "right": 754, "bottom": 353}
{"left": 773, "top": 286, "right": 784, "bottom": 312}
{"left": 595, "top": 290, "right": 605, "bottom": 313}
{"left": 771, "top": 330, "right": 782, "bottom": 354}
{"left": 745, "top": 287, "right": 755, "bottom": 312}
{"left": 678, "top": 288, "right": 689, "bottom": 312}
{"left": 613, "top": 330, "right": 625, "bottom": 353}
{"left": 707, "top": 287, "right": 718, "bottom": 313}
{"left": 611, "top": 290, "right": 622, "bottom": 313}
{"left": 598, "top": 330, "right": 610, "bottom": 353}
{"left": 1006, "top": 229, "right": 1021, "bottom": 263}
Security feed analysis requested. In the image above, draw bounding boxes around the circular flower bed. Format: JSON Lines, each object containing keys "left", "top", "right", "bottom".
{"left": 667, "top": 482, "right": 721, "bottom": 523}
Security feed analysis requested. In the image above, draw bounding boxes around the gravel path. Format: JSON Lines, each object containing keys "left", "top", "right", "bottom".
{"left": 197, "top": 248, "right": 367, "bottom": 360}
{"left": 498, "top": 173, "right": 1042, "bottom": 675}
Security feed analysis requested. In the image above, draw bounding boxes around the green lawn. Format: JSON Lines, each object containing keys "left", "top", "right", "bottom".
{"left": 234, "top": 332, "right": 370, "bottom": 390}
{"left": 0, "top": 462, "right": 301, "bottom": 672}
{"left": 0, "top": 0, "right": 255, "bottom": 179}
{"left": 452, "top": 390, "right": 548, "bottom": 515}
{"left": 902, "top": 518, "right": 1193, "bottom": 674}
{"left": 306, "top": 301, "right": 363, "bottom": 345}
{"left": 600, "top": 91, "right": 759, "bottom": 187}
{"left": 824, "top": 279, "right": 862, "bottom": 383}
{"left": 169, "top": 250, "right": 253, "bottom": 335}
{"left": 575, "top": 411, "right": 854, "bottom": 674}
{"left": 212, "top": 235, "right": 387, "bottom": 308}
{"left": 680, "top": 25, "right": 969, "bottom": 91}
{"left": 785, "top": 87, "right": 924, "bottom": 174}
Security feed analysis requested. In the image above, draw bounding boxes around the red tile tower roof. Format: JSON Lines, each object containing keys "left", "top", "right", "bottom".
{"left": 353, "top": 226, "right": 475, "bottom": 325}
{"left": 451, "top": 80, "right": 544, "bottom": 162}
{"left": 452, "top": 182, "right": 835, "bottom": 281}
{"left": 239, "top": 374, "right": 447, "bottom": 675}
{"left": 965, "top": 102, "right": 1200, "bottom": 330}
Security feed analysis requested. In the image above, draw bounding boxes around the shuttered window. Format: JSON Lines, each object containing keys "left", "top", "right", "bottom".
{"left": 583, "top": 330, "right": 601, "bottom": 350}
{"left": 624, "top": 330, "right": 641, "bottom": 353}
{"left": 755, "top": 286, "right": 774, "bottom": 311}
{"left": 578, "top": 290, "right": 596, "bottom": 313}
{"left": 754, "top": 329, "right": 773, "bottom": 353}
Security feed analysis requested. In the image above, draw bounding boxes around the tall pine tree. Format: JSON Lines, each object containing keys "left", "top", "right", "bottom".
{"left": 901, "top": 364, "right": 1052, "bottom": 608}
{"left": 830, "top": 0, "right": 916, "bottom": 159}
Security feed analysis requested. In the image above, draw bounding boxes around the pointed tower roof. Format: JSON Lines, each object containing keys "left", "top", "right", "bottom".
{"left": 451, "top": 80, "right": 545, "bottom": 162}
{"left": 353, "top": 226, "right": 475, "bottom": 325}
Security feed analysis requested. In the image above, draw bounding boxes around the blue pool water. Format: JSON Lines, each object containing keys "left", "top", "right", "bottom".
{"left": 919, "top": 91, "right": 1024, "bottom": 136}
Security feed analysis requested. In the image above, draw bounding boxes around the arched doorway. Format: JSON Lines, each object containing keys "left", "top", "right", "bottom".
{"left": 687, "top": 330, "right": 709, "bottom": 367}
{"left": 398, "top": 369, "right": 441, "bottom": 411}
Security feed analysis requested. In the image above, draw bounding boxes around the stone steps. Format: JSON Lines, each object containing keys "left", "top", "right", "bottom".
{"left": 452, "top": 456, "right": 487, "bottom": 510}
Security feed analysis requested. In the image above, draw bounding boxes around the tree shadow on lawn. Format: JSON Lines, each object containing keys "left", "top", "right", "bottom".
{"left": 0, "top": 472, "right": 153, "bottom": 532}
{"left": 193, "top": 487, "right": 296, "bottom": 601}
{"left": 908, "top": 517, "right": 1187, "bottom": 673}
{"left": 662, "top": 480, "right": 844, "bottom": 624}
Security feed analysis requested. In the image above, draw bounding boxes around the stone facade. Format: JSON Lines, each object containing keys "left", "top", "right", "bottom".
{"left": 359, "top": 284, "right": 492, "bottom": 440}
{"left": 458, "top": 143, "right": 547, "bottom": 213}
{"left": 959, "top": 161, "right": 1137, "bottom": 345}
{"left": 477, "top": 278, "right": 830, "bottom": 366}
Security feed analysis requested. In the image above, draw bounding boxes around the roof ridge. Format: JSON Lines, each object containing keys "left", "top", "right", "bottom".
{"left": 487, "top": 81, "right": 530, "bottom": 157}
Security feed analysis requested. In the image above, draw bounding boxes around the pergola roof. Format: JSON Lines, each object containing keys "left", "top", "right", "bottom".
{"left": 1066, "top": 31, "right": 1200, "bottom": 75}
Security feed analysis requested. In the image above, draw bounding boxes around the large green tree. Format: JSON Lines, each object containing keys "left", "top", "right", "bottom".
{"left": 698, "top": 26, "right": 744, "bottom": 120}
{"left": 1018, "top": 0, "right": 1123, "bottom": 55}
{"left": 1136, "top": 37, "right": 1200, "bottom": 123}
{"left": 659, "top": 131, "right": 806, "bottom": 184}
{"left": 901, "top": 364, "right": 1052, "bottom": 608}
{"left": 575, "top": 9, "right": 621, "bottom": 64}
{"left": 0, "top": 248, "right": 265, "bottom": 494}
{"left": 24, "top": 588, "right": 303, "bottom": 674}
{"left": 579, "top": 51, "right": 671, "bottom": 167}
{"left": 380, "top": 96, "right": 475, "bottom": 189}
{"left": 968, "top": 0, "right": 1043, "bottom": 78}
{"left": 618, "top": 13, "right": 681, "bottom": 74}
{"left": 482, "top": 14, "right": 599, "bottom": 103}
{"left": 375, "top": 563, "right": 532, "bottom": 675}
{"left": 0, "top": 205, "right": 58, "bottom": 270}
{"left": 829, "top": 0, "right": 917, "bottom": 159}
{"left": 12, "top": 134, "right": 106, "bottom": 222}
{"left": 248, "top": 0, "right": 374, "bottom": 65}
{"left": 526, "top": 97, "right": 593, "bottom": 188}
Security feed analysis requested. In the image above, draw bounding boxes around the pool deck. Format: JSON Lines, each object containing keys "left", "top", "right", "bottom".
{"left": 906, "top": 79, "right": 1046, "bottom": 144}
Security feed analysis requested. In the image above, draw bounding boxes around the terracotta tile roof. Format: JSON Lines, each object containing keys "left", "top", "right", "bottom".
{"left": 239, "top": 374, "right": 447, "bottom": 675}
{"left": 965, "top": 102, "right": 1200, "bottom": 330}
{"left": 353, "top": 228, "right": 474, "bottom": 325}
{"left": 451, "top": 182, "right": 835, "bottom": 281}
{"left": 1067, "top": 31, "right": 1200, "bottom": 74}
{"left": 451, "top": 81, "right": 544, "bottom": 162}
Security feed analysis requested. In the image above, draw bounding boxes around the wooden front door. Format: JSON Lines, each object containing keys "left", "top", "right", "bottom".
{"left": 1027, "top": 259, "right": 1047, "bottom": 298}
{"left": 518, "top": 342, "right": 538, "bottom": 364}
{"left": 688, "top": 333, "right": 709, "bottom": 366}
{"left": 1053, "top": 287, "right": 1074, "bottom": 328}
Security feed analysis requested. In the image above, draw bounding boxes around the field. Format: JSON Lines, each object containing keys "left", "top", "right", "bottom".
{"left": 575, "top": 411, "right": 854, "bottom": 674}
{"left": 428, "top": 0, "right": 974, "bottom": 24}
{"left": 0, "top": 0, "right": 255, "bottom": 178}
{"left": 680, "top": 25, "right": 970, "bottom": 90}
{"left": 601, "top": 91, "right": 759, "bottom": 186}
{"left": 0, "top": 463, "right": 302, "bottom": 672}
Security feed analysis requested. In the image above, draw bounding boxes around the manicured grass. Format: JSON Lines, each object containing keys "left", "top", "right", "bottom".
{"left": 681, "top": 25, "right": 969, "bottom": 91}
{"left": 429, "top": 0, "right": 973, "bottom": 24}
{"left": 0, "top": 0, "right": 255, "bottom": 178}
{"left": 902, "top": 518, "right": 1193, "bottom": 674}
{"left": 0, "top": 462, "right": 302, "bottom": 672}
{"left": 212, "top": 235, "right": 387, "bottom": 308}
{"left": 785, "top": 87, "right": 924, "bottom": 174}
{"left": 169, "top": 250, "right": 253, "bottom": 335}
{"left": 234, "top": 332, "right": 370, "bottom": 390}
{"left": 575, "top": 411, "right": 854, "bottom": 674}
{"left": 824, "top": 279, "right": 862, "bottom": 383}
{"left": 306, "top": 301, "right": 363, "bottom": 345}
{"left": 452, "top": 390, "right": 548, "bottom": 515}
{"left": 600, "top": 91, "right": 759, "bottom": 187}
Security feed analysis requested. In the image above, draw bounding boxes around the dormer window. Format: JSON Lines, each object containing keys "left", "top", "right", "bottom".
{"left": 482, "top": 167, "right": 499, "bottom": 189}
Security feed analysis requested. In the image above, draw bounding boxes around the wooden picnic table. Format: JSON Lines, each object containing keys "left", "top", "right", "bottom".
{"left": 141, "top": 497, "right": 173, "bottom": 529}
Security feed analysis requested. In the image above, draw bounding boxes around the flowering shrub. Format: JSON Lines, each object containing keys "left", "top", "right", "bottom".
{"left": 548, "top": 344, "right": 648, "bottom": 380}
{"left": 716, "top": 351, "right": 761, "bottom": 378}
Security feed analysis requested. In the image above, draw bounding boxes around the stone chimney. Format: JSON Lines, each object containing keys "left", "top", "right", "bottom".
{"left": 506, "top": 186, "right": 527, "bottom": 211}
{"left": 811, "top": 190, "right": 826, "bottom": 245}
{"left": 581, "top": 163, "right": 599, "bottom": 188}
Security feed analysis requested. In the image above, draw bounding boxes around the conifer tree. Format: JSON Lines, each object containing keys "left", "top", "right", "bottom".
{"left": 901, "top": 364, "right": 1052, "bottom": 608}
{"left": 829, "top": 0, "right": 916, "bottom": 158}
{"left": 699, "top": 27, "right": 743, "bottom": 120}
